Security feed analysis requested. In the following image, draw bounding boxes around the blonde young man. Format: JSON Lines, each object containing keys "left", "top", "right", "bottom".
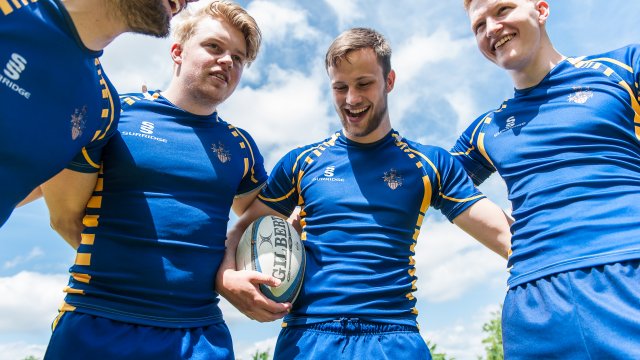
{"left": 42, "top": 2, "right": 288, "bottom": 359}
{"left": 453, "top": 0, "right": 640, "bottom": 358}
{"left": 0, "top": 0, "right": 197, "bottom": 227}
{"left": 217, "top": 27, "right": 511, "bottom": 360}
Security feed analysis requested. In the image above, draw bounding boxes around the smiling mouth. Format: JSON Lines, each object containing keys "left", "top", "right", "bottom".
{"left": 345, "top": 106, "right": 370, "bottom": 120}
{"left": 212, "top": 72, "right": 228, "bottom": 83}
{"left": 494, "top": 34, "right": 514, "bottom": 50}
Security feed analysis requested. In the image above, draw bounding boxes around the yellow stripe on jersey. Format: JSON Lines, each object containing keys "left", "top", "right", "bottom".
{"left": 258, "top": 187, "right": 297, "bottom": 202}
{"left": 83, "top": 214, "right": 99, "bottom": 227}
{"left": 586, "top": 57, "right": 634, "bottom": 74}
{"left": 80, "top": 233, "right": 95, "bottom": 245}
{"left": 615, "top": 80, "right": 640, "bottom": 139}
{"left": 229, "top": 125, "right": 259, "bottom": 182}
{"left": 0, "top": 0, "right": 13, "bottom": 15}
{"left": 477, "top": 131, "right": 496, "bottom": 169}
{"left": 72, "top": 272, "right": 91, "bottom": 284}
{"left": 75, "top": 253, "right": 91, "bottom": 266}
{"left": 95, "top": 177, "right": 104, "bottom": 191}
{"left": 243, "top": 158, "right": 250, "bottom": 179}
{"left": 64, "top": 285, "right": 84, "bottom": 295}
{"left": 86, "top": 195, "right": 102, "bottom": 208}
{"left": 81, "top": 147, "right": 100, "bottom": 169}
{"left": 52, "top": 301, "right": 75, "bottom": 331}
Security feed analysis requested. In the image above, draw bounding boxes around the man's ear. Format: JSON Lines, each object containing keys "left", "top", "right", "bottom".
{"left": 536, "top": 1, "right": 550, "bottom": 25}
{"left": 386, "top": 69, "right": 396, "bottom": 93}
{"left": 170, "top": 43, "right": 184, "bottom": 65}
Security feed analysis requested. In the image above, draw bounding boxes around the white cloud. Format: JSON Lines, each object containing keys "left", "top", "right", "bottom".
{"left": 235, "top": 336, "right": 278, "bottom": 360}
{"left": 101, "top": 34, "right": 173, "bottom": 93}
{"left": 219, "top": 64, "right": 334, "bottom": 167}
{"left": 425, "top": 303, "right": 502, "bottom": 360}
{"left": 247, "top": 2, "right": 320, "bottom": 44}
{"left": 323, "top": 0, "right": 364, "bottom": 28}
{"left": 0, "top": 272, "right": 67, "bottom": 333}
{"left": 0, "top": 342, "right": 46, "bottom": 360}
{"left": 3, "top": 247, "right": 44, "bottom": 269}
{"left": 414, "top": 218, "right": 508, "bottom": 302}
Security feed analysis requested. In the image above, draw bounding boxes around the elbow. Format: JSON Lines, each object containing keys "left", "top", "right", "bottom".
{"left": 49, "top": 215, "right": 84, "bottom": 249}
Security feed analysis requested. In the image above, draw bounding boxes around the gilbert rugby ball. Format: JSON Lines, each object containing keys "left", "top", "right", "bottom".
{"left": 236, "top": 215, "right": 306, "bottom": 303}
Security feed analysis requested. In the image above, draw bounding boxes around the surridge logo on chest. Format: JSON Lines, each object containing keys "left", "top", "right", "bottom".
{"left": 312, "top": 165, "right": 344, "bottom": 182}
{"left": 493, "top": 115, "right": 528, "bottom": 137}
{"left": 1, "top": 52, "right": 31, "bottom": 99}
{"left": 121, "top": 120, "right": 168, "bottom": 143}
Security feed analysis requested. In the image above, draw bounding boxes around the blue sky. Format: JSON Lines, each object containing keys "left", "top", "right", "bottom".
{"left": 2, "top": 1, "right": 639, "bottom": 359}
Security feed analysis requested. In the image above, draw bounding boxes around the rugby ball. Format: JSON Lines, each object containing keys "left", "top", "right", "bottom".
{"left": 236, "top": 215, "right": 306, "bottom": 303}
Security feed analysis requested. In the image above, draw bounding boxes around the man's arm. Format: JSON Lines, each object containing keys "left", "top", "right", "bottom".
{"left": 41, "top": 169, "right": 98, "bottom": 249}
{"left": 230, "top": 186, "right": 262, "bottom": 216}
{"left": 452, "top": 198, "right": 512, "bottom": 259}
{"left": 217, "top": 198, "right": 293, "bottom": 322}
{"left": 16, "top": 186, "right": 43, "bottom": 207}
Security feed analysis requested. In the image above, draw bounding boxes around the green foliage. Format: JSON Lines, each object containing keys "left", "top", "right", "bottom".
{"left": 427, "top": 340, "right": 455, "bottom": 360}
{"left": 22, "top": 356, "right": 40, "bottom": 360}
{"left": 480, "top": 306, "right": 504, "bottom": 360}
{"left": 251, "top": 349, "right": 270, "bottom": 360}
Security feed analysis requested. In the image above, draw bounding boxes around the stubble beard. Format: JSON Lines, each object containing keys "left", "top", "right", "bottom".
{"left": 113, "top": 0, "right": 172, "bottom": 38}
{"left": 340, "top": 94, "right": 388, "bottom": 139}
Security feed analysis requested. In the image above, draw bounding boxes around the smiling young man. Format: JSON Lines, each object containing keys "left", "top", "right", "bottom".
{"left": 40, "top": 1, "right": 289, "bottom": 359}
{"left": 216, "top": 27, "right": 512, "bottom": 360}
{"left": 0, "top": 0, "right": 197, "bottom": 228}
{"left": 452, "top": 0, "right": 640, "bottom": 358}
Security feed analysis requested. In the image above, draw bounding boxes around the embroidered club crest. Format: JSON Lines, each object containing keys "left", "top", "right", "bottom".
{"left": 70, "top": 106, "right": 87, "bottom": 140}
{"left": 568, "top": 87, "right": 593, "bottom": 104}
{"left": 211, "top": 142, "right": 231, "bottom": 163}
{"left": 383, "top": 168, "right": 403, "bottom": 190}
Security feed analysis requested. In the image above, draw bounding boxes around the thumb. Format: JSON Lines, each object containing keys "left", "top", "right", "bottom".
{"left": 251, "top": 272, "right": 281, "bottom": 287}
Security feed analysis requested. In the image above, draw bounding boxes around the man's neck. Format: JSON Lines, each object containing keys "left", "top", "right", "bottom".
{"left": 61, "top": 0, "right": 126, "bottom": 51}
{"left": 510, "top": 42, "right": 565, "bottom": 90}
{"left": 161, "top": 83, "right": 220, "bottom": 116}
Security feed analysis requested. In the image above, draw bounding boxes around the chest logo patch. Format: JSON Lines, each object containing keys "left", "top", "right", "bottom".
{"left": 383, "top": 168, "right": 403, "bottom": 190}
{"left": 211, "top": 142, "right": 231, "bottom": 163}
{"left": 568, "top": 87, "right": 593, "bottom": 104}
{"left": 70, "top": 106, "right": 87, "bottom": 140}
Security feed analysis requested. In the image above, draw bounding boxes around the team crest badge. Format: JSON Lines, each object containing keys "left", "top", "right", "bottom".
{"left": 211, "top": 142, "right": 231, "bottom": 163}
{"left": 568, "top": 87, "right": 593, "bottom": 104}
{"left": 383, "top": 168, "right": 403, "bottom": 190}
{"left": 70, "top": 106, "right": 87, "bottom": 140}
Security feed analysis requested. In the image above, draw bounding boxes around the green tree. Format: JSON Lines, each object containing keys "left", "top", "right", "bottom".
{"left": 251, "top": 349, "right": 270, "bottom": 360}
{"left": 22, "top": 356, "right": 40, "bottom": 360}
{"left": 480, "top": 306, "right": 504, "bottom": 360}
{"left": 427, "top": 340, "right": 455, "bottom": 360}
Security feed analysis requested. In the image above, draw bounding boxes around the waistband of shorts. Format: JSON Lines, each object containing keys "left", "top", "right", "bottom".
{"left": 282, "top": 317, "right": 419, "bottom": 334}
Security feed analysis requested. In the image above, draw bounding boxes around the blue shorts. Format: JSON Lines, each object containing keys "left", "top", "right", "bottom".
{"left": 44, "top": 311, "right": 234, "bottom": 360}
{"left": 274, "top": 318, "right": 431, "bottom": 360}
{"left": 503, "top": 260, "right": 640, "bottom": 360}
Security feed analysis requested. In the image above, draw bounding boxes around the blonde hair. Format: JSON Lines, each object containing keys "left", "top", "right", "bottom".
{"left": 463, "top": 0, "right": 472, "bottom": 10}
{"left": 325, "top": 27, "right": 392, "bottom": 79}
{"left": 172, "top": 0, "right": 261, "bottom": 64}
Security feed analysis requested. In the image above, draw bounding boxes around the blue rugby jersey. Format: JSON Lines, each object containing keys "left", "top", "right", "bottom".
{"left": 452, "top": 45, "right": 640, "bottom": 288}
{"left": 61, "top": 92, "right": 267, "bottom": 327}
{"left": 259, "top": 130, "right": 485, "bottom": 326}
{"left": 0, "top": 0, "right": 119, "bottom": 226}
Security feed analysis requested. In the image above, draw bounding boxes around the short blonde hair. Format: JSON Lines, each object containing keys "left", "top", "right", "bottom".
{"left": 172, "top": 0, "right": 261, "bottom": 65}
{"left": 325, "top": 27, "right": 392, "bottom": 79}
{"left": 463, "top": 0, "right": 472, "bottom": 10}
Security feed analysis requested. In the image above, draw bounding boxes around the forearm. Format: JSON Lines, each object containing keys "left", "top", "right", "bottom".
{"left": 453, "top": 198, "right": 512, "bottom": 259}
